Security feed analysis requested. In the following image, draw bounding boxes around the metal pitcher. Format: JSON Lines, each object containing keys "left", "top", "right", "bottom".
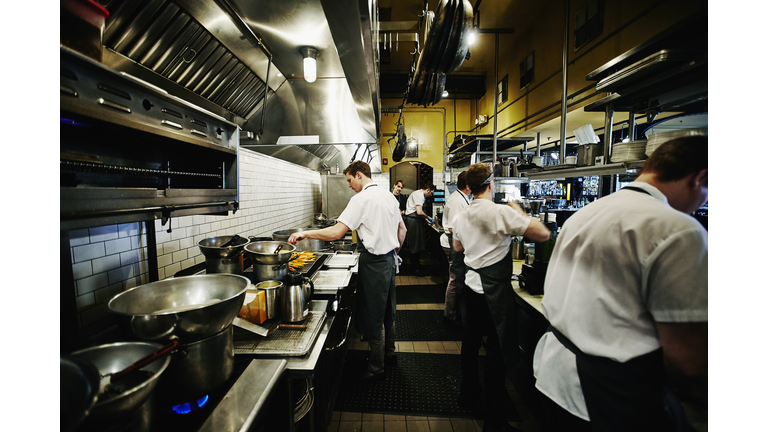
{"left": 281, "top": 273, "right": 315, "bottom": 323}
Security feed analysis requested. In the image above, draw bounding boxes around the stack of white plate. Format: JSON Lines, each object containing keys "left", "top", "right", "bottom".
{"left": 645, "top": 127, "right": 708, "bottom": 156}
{"left": 611, "top": 139, "right": 648, "bottom": 163}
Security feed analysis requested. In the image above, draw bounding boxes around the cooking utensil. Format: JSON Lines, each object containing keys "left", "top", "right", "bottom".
{"left": 219, "top": 234, "right": 244, "bottom": 248}
{"left": 61, "top": 355, "right": 101, "bottom": 432}
{"left": 107, "top": 274, "right": 250, "bottom": 343}
{"left": 70, "top": 342, "right": 171, "bottom": 425}
{"left": 254, "top": 280, "right": 284, "bottom": 320}
{"left": 282, "top": 273, "right": 315, "bottom": 323}
{"left": 106, "top": 340, "right": 179, "bottom": 383}
{"left": 162, "top": 326, "right": 235, "bottom": 400}
{"left": 244, "top": 241, "right": 296, "bottom": 265}
{"left": 576, "top": 143, "right": 603, "bottom": 166}
{"left": 446, "top": 0, "right": 474, "bottom": 73}
{"left": 279, "top": 324, "right": 307, "bottom": 330}
{"left": 274, "top": 243, "right": 284, "bottom": 254}
{"left": 331, "top": 240, "right": 356, "bottom": 252}
{"left": 197, "top": 235, "right": 250, "bottom": 275}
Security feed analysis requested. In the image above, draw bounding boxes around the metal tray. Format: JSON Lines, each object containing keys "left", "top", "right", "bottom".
{"left": 324, "top": 252, "right": 359, "bottom": 268}
{"left": 311, "top": 270, "right": 352, "bottom": 288}
{"left": 233, "top": 311, "right": 326, "bottom": 356}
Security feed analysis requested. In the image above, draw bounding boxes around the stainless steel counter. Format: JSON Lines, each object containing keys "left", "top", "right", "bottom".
{"left": 198, "top": 358, "right": 287, "bottom": 432}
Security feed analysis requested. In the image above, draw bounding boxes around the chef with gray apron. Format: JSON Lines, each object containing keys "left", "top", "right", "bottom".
{"left": 403, "top": 183, "right": 435, "bottom": 276}
{"left": 452, "top": 163, "right": 550, "bottom": 432}
{"left": 288, "top": 161, "right": 406, "bottom": 381}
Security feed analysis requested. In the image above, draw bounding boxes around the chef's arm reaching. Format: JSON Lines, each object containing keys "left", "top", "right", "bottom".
{"left": 656, "top": 321, "right": 708, "bottom": 409}
{"left": 452, "top": 238, "right": 464, "bottom": 253}
{"left": 288, "top": 222, "right": 350, "bottom": 244}
{"left": 507, "top": 201, "right": 551, "bottom": 242}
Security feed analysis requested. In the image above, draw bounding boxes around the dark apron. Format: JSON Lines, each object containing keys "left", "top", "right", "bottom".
{"left": 354, "top": 237, "right": 397, "bottom": 339}
{"left": 546, "top": 185, "right": 688, "bottom": 431}
{"left": 549, "top": 326, "right": 689, "bottom": 432}
{"left": 404, "top": 214, "right": 427, "bottom": 253}
{"left": 466, "top": 246, "right": 518, "bottom": 372}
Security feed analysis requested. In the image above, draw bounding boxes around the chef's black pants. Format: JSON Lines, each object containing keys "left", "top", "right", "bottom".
{"left": 462, "top": 288, "right": 508, "bottom": 427}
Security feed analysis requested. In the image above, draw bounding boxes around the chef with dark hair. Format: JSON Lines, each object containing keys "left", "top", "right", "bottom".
{"left": 403, "top": 183, "right": 436, "bottom": 276}
{"left": 452, "top": 163, "right": 550, "bottom": 432}
{"left": 533, "top": 136, "right": 708, "bottom": 432}
{"left": 288, "top": 161, "right": 407, "bottom": 381}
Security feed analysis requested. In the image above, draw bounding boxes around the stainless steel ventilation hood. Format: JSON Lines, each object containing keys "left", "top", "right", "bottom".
{"left": 96, "top": 0, "right": 381, "bottom": 172}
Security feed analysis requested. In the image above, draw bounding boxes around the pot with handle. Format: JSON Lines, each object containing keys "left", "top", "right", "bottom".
{"left": 281, "top": 273, "right": 315, "bottom": 323}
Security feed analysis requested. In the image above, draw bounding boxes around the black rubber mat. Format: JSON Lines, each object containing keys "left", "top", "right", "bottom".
{"left": 335, "top": 351, "right": 521, "bottom": 420}
{"left": 396, "top": 284, "right": 447, "bottom": 304}
{"left": 396, "top": 310, "right": 462, "bottom": 341}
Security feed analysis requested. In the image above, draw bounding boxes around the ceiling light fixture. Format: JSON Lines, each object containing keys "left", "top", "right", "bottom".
{"left": 300, "top": 47, "right": 319, "bottom": 83}
{"left": 442, "top": 90, "right": 449, "bottom": 97}
{"left": 468, "top": 10, "right": 480, "bottom": 45}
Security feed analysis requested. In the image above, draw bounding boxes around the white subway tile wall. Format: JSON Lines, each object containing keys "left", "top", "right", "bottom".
{"left": 68, "top": 149, "right": 322, "bottom": 329}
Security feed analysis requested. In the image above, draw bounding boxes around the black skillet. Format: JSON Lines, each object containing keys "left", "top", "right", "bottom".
{"left": 446, "top": 0, "right": 474, "bottom": 73}
{"left": 422, "top": 0, "right": 455, "bottom": 73}
{"left": 439, "top": 0, "right": 464, "bottom": 73}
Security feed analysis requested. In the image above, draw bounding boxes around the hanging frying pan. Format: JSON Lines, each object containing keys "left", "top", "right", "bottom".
{"left": 433, "top": 73, "right": 447, "bottom": 105}
{"left": 421, "top": 0, "right": 455, "bottom": 73}
{"left": 421, "top": 72, "right": 435, "bottom": 107}
{"left": 446, "top": 0, "right": 474, "bottom": 73}
{"left": 438, "top": 0, "right": 465, "bottom": 73}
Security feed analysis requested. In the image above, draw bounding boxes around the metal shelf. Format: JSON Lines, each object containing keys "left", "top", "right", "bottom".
{"left": 521, "top": 163, "right": 628, "bottom": 180}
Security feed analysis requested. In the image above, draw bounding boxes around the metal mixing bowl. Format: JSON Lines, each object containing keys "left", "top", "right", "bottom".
{"left": 70, "top": 342, "right": 171, "bottom": 424}
{"left": 60, "top": 356, "right": 100, "bottom": 432}
{"left": 197, "top": 235, "right": 250, "bottom": 259}
{"left": 244, "top": 240, "right": 296, "bottom": 264}
{"left": 107, "top": 274, "right": 250, "bottom": 343}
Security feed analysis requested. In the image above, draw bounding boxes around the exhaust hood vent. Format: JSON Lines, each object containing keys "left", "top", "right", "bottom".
{"left": 102, "top": 0, "right": 267, "bottom": 119}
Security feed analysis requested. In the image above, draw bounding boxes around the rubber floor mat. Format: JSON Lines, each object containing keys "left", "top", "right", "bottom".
{"left": 335, "top": 351, "right": 521, "bottom": 420}
{"left": 396, "top": 310, "right": 462, "bottom": 341}
{"left": 396, "top": 284, "right": 447, "bottom": 304}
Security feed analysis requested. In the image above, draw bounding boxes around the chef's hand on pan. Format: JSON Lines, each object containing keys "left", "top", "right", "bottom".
{"left": 288, "top": 233, "right": 304, "bottom": 244}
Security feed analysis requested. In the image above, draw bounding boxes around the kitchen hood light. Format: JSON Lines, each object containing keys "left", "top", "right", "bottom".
{"left": 442, "top": 90, "right": 449, "bottom": 97}
{"left": 300, "top": 47, "right": 319, "bottom": 83}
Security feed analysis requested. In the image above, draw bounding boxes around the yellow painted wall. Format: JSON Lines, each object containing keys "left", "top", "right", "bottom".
{"left": 377, "top": 0, "right": 705, "bottom": 166}
{"left": 464, "top": 0, "right": 705, "bottom": 135}
{"left": 379, "top": 97, "right": 474, "bottom": 174}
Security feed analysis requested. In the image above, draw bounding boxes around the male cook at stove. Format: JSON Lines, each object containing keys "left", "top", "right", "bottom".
{"left": 288, "top": 161, "right": 407, "bottom": 381}
{"left": 533, "top": 136, "right": 708, "bottom": 432}
{"left": 452, "top": 163, "right": 550, "bottom": 432}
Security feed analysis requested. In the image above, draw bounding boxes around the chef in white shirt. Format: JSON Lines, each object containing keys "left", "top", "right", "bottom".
{"left": 452, "top": 163, "right": 550, "bottom": 432}
{"left": 288, "top": 161, "right": 407, "bottom": 381}
{"left": 403, "top": 183, "right": 435, "bottom": 276}
{"left": 439, "top": 171, "right": 472, "bottom": 323}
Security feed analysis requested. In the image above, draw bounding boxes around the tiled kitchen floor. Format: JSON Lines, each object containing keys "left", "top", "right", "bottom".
{"left": 329, "top": 268, "right": 542, "bottom": 432}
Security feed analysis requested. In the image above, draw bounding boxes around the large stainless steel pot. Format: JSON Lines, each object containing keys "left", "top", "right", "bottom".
{"left": 70, "top": 342, "right": 171, "bottom": 426}
{"left": 197, "top": 235, "right": 250, "bottom": 275}
{"left": 160, "top": 325, "right": 234, "bottom": 400}
{"left": 107, "top": 274, "right": 250, "bottom": 343}
{"left": 244, "top": 241, "right": 296, "bottom": 265}
{"left": 251, "top": 263, "right": 288, "bottom": 284}
{"left": 576, "top": 143, "right": 603, "bottom": 166}
{"left": 272, "top": 229, "right": 329, "bottom": 252}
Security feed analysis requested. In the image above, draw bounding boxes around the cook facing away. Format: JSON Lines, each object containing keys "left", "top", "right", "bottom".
{"left": 288, "top": 161, "right": 407, "bottom": 381}
{"left": 533, "top": 136, "right": 708, "bottom": 432}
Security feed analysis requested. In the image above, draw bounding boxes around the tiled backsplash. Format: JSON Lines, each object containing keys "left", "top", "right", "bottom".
{"left": 68, "top": 149, "right": 322, "bottom": 330}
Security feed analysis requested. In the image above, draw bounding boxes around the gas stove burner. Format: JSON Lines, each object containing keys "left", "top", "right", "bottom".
{"left": 171, "top": 395, "right": 210, "bottom": 415}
